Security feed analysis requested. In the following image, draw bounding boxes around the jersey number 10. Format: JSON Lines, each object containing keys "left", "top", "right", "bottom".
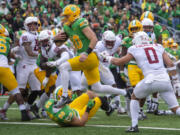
{"left": 144, "top": 47, "right": 159, "bottom": 64}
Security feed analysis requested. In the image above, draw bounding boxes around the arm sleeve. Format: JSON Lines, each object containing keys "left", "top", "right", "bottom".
{"left": 56, "top": 51, "right": 70, "bottom": 66}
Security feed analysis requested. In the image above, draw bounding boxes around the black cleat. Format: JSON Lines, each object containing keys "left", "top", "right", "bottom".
{"left": 105, "top": 106, "right": 114, "bottom": 116}
{"left": 31, "top": 104, "right": 40, "bottom": 118}
{"left": 21, "top": 110, "right": 31, "bottom": 121}
{"left": 126, "top": 125, "right": 139, "bottom": 132}
{"left": 54, "top": 96, "right": 71, "bottom": 108}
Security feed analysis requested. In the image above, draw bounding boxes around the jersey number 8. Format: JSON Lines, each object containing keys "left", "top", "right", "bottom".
{"left": 72, "top": 35, "right": 83, "bottom": 49}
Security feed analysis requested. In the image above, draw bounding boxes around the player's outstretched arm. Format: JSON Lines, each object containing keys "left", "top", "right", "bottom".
{"left": 111, "top": 53, "right": 133, "bottom": 66}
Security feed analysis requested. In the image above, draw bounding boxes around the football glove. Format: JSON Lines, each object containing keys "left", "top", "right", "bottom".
{"left": 100, "top": 51, "right": 112, "bottom": 64}
{"left": 86, "top": 100, "right": 95, "bottom": 113}
{"left": 46, "top": 61, "right": 57, "bottom": 67}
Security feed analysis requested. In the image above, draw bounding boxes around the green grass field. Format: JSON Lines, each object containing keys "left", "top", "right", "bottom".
{"left": 0, "top": 96, "right": 180, "bottom": 135}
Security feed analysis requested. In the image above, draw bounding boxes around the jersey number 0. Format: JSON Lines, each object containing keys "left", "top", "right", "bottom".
{"left": 144, "top": 47, "right": 159, "bottom": 64}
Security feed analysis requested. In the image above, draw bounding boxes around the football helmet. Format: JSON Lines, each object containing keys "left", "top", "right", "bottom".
{"left": 38, "top": 30, "right": 53, "bottom": 50}
{"left": 170, "top": 42, "right": 178, "bottom": 50}
{"left": 140, "top": 11, "right": 154, "bottom": 22}
{"left": 141, "top": 18, "right": 154, "bottom": 36}
{"left": 0, "top": 24, "right": 9, "bottom": 37}
{"left": 102, "top": 30, "right": 116, "bottom": 49}
{"left": 51, "top": 28, "right": 61, "bottom": 37}
{"left": 53, "top": 85, "right": 72, "bottom": 101}
{"left": 167, "top": 38, "right": 174, "bottom": 47}
{"left": 61, "top": 4, "right": 80, "bottom": 25}
{"left": 24, "top": 16, "right": 38, "bottom": 34}
{"left": 132, "top": 31, "right": 150, "bottom": 45}
{"left": 128, "top": 20, "right": 143, "bottom": 37}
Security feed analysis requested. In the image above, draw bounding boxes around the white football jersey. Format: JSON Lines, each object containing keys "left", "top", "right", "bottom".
{"left": 19, "top": 31, "right": 39, "bottom": 64}
{"left": 94, "top": 36, "right": 122, "bottom": 67}
{"left": 128, "top": 43, "right": 167, "bottom": 77}
{"left": 41, "top": 44, "right": 73, "bottom": 60}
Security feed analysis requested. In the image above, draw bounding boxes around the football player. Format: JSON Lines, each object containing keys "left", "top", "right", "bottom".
{"left": 0, "top": 24, "right": 30, "bottom": 121}
{"left": 101, "top": 31, "right": 180, "bottom": 132}
{"left": 45, "top": 90, "right": 112, "bottom": 127}
{"left": 54, "top": 4, "right": 128, "bottom": 107}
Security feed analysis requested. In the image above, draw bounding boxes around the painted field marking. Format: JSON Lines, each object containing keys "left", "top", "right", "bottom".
{"left": 0, "top": 122, "right": 180, "bottom": 131}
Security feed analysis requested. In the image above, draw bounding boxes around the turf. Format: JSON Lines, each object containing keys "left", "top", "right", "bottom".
{"left": 0, "top": 96, "right": 180, "bottom": 135}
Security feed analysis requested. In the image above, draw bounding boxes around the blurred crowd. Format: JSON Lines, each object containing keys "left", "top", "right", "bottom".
{"left": 0, "top": 0, "right": 179, "bottom": 44}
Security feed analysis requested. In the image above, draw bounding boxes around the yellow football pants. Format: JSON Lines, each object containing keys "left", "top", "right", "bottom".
{"left": 128, "top": 65, "right": 144, "bottom": 87}
{"left": 0, "top": 67, "right": 18, "bottom": 91}
{"left": 68, "top": 52, "right": 100, "bottom": 85}
{"left": 69, "top": 93, "right": 102, "bottom": 120}
{"left": 34, "top": 68, "right": 57, "bottom": 93}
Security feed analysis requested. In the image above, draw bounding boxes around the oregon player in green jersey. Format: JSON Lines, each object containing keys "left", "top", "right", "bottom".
{"left": 45, "top": 90, "right": 111, "bottom": 126}
{"left": 0, "top": 24, "right": 31, "bottom": 121}
{"left": 53, "top": 4, "right": 128, "bottom": 107}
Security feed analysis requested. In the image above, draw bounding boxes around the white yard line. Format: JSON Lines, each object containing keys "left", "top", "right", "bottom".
{"left": 0, "top": 121, "right": 180, "bottom": 131}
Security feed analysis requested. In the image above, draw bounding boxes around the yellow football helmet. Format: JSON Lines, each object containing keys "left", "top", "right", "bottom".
{"left": 0, "top": 24, "right": 9, "bottom": 37}
{"left": 128, "top": 20, "right": 143, "bottom": 37}
{"left": 140, "top": 11, "right": 154, "bottom": 22}
{"left": 167, "top": 38, "right": 174, "bottom": 47}
{"left": 51, "top": 28, "right": 61, "bottom": 37}
{"left": 61, "top": 4, "right": 80, "bottom": 25}
{"left": 170, "top": 42, "right": 178, "bottom": 50}
{"left": 53, "top": 85, "right": 72, "bottom": 101}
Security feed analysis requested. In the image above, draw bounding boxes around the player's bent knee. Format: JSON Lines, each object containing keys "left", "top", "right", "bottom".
{"left": 9, "top": 88, "right": 20, "bottom": 95}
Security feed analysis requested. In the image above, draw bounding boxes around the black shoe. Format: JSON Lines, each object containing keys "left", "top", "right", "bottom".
{"left": 54, "top": 96, "right": 71, "bottom": 108}
{"left": 126, "top": 125, "right": 139, "bottom": 132}
{"left": 30, "top": 104, "right": 40, "bottom": 118}
{"left": 105, "top": 106, "right": 114, "bottom": 116}
{"left": 21, "top": 110, "right": 31, "bottom": 121}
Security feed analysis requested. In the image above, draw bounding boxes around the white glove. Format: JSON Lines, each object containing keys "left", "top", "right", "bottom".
{"left": 46, "top": 61, "right": 57, "bottom": 67}
{"left": 14, "top": 54, "right": 22, "bottom": 60}
{"left": 100, "top": 51, "right": 112, "bottom": 64}
{"left": 42, "top": 77, "right": 49, "bottom": 87}
{"left": 172, "top": 80, "right": 180, "bottom": 96}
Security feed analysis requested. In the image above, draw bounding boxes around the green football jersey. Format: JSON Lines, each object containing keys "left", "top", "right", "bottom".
{"left": 122, "top": 36, "right": 137, "bottom": 65}
{"left": 0, "top": 36, "right": 11, "bottom": 56}
{"left": 63, "top": 18, "right": 90, "bottom": 56}
{"left": 45, "top": 99, "right": 79, "bottom": 126}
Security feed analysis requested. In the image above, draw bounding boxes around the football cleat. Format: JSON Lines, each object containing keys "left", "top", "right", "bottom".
{"left": 126, "top": 125, "right": 139, "bottom": 132}
{"left": 105, "top": 106, "right": 115, "bottom": 116}
{"left": 117, "top": 107, "right": 126, "bottom": 114}
{"left": 30, "top": 104, "right": 40, "bottom": 118}
{"left": 0, "top": 109, "right": 8, "bottom": 120}
{"left": 54, "top": 96, "right": 71, "bottom": 108}
{"left": 21, "top": 110, "right": 31, "bottom": 121}
{"left": 138, "top": 109, "right": 147, "bottom": 120}
{"left": 41, "top": 109, "right": 48, "bottom": 118}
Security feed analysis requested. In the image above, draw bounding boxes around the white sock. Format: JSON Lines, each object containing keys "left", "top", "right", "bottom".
{"left": 3, "top": 101, "right": 10, "bottom": 111}
{"left": 152, "top": 97, "right": 158, "bottom": 102}
{"left": 125, "top": 97, "right": 131, "bottom": 117}
{"left": 175, "top": 107, "right": 180, "bottom": 116}
{"left": 26, "top": 103, "right": 31, "bottom": 110}
{"left": 59, "top": 62, "right": 71, "bottom": 97}
{"left": 130, "top": 100, "right": 140, "bottom": 127}
{"left": 36, "top": 93, "right": 49, "bottom": 108}
{"left": 91, "top": 82, "right": 127, "bottom": 96}
{"left": 19, "top": 104, "right": 26, "bottom": 111}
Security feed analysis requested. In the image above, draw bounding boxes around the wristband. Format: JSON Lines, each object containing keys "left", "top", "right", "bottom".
{"left": 86, "top": 47, "right": 93, "bottom": 55}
